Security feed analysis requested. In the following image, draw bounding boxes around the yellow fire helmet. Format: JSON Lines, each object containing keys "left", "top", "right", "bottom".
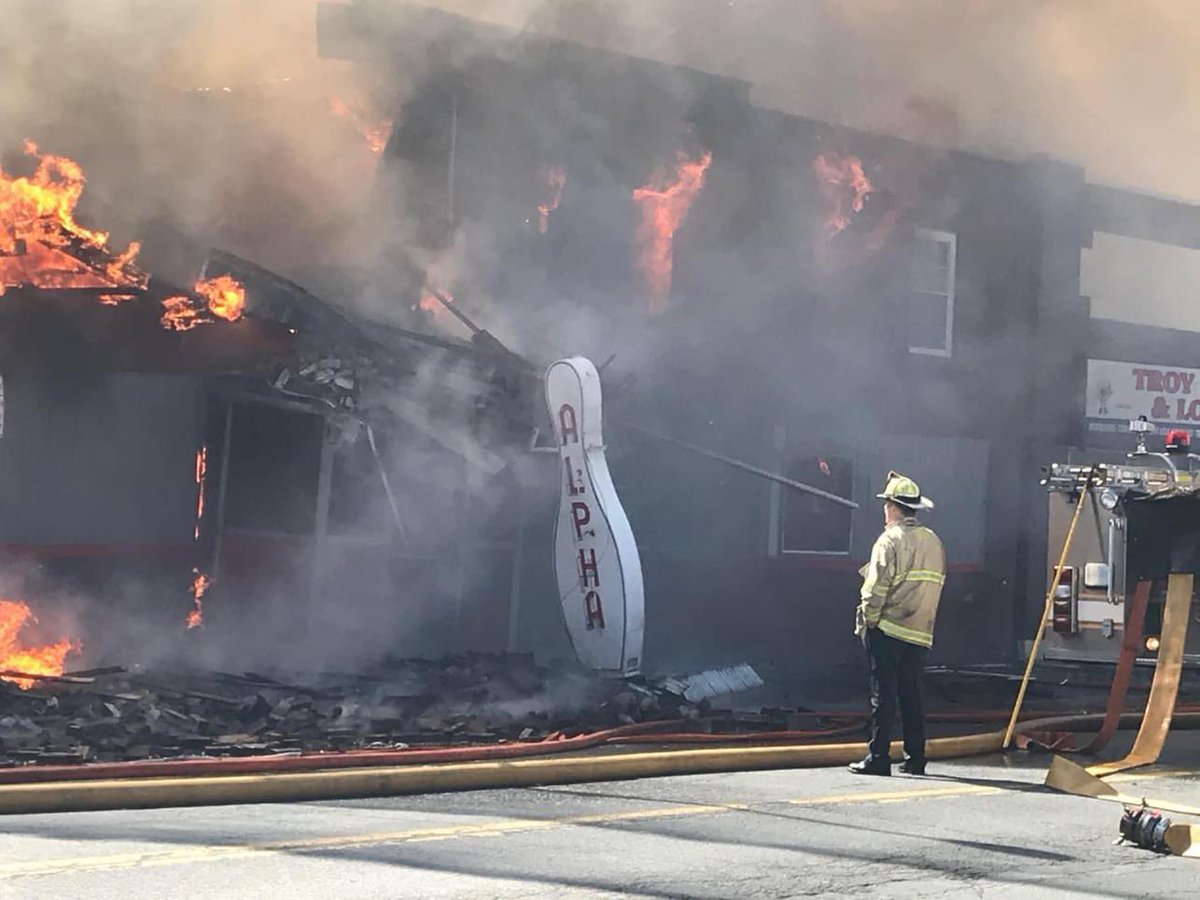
{"left": 876, "top": 471, "right": 935, "bottom": 510}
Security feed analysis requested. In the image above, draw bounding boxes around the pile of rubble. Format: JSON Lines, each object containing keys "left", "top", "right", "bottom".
{"left": 0, "top": 654, "right": 712, "bottom": 766}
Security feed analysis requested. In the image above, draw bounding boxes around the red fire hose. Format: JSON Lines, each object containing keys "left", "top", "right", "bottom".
{"left": 0, "top": 718, "right": 872, "bottom": 785}
{"left": 1, "top": 704, "right": 1178, "bottom": 786}
{"left": 0, "top": 720, "right": 680, "bottom": 784}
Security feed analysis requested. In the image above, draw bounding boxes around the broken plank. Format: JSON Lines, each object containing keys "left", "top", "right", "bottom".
{"left": 63, "top": 666, "right": 127, "bottom": 678}
{"left": 0, "top": 670, "right": 95, "bottom": 685}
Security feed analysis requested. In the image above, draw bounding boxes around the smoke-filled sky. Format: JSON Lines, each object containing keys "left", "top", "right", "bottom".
{"left": 419, "top": 0, "right": 1200, "bottom": 202}
{"left": 0, "top": 0, "right": 391, "bottom": 285}
{"left": 0, "top": 0, "right": 1197, "bottom": 333}
{"left": 1, "top": 0, "right": 1197, "bottom": 274}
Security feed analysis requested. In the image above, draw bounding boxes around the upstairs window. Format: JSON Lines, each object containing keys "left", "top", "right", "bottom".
{"left": 910, "top": 229, "right": 956, "bottom": 357}
{"left": 780, "top": 455, "right": 854, "bottom": 554}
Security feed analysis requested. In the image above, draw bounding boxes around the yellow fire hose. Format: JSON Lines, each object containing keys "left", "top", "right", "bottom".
{"left": 1001, "top": 468, "right": 1200, "bottom": 862}
{"left": 1046, "top": 755, "right": 1200, "bottom": 857}
{"left": 2, "top": 709, "right": 1199, "bottom": 815}
{"left": 1038, "top": 572, "right": 1199, "bottom": 857}
{"left": 1086, "top": 572, "right": 1194, "bottom": 776}
{"left": 0, "top": 730, "right": 1006, "bottom": 815}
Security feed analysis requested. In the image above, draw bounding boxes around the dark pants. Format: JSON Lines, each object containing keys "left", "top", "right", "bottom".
{"left": 865, "top": 629, "right": 928, "bottom": 763}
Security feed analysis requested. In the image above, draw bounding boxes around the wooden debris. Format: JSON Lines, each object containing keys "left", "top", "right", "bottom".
{"left": 0, "top": 670, "right": 94, "bottom": 685}
{"left": 0, "top": 652, "right": 713, "bottom": 767}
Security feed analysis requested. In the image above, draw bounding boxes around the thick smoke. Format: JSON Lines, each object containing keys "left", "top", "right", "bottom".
{"left": 423, "top": 0, "right": 1200, "bottom": 202}
{"left": 3, "top": 1, "right": 1198, "bottom": 284}
{"left": 0, "top": 0, "right": 399, "bottom": 288}
{"left": 3, "top": 0, "right": 1192, "bottom": 307}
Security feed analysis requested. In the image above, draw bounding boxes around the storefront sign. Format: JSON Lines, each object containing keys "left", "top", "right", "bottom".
{"left": 1086, "top": 359, "right": 1200, "bottom": 431}
{"left": 545, "top": 357, "right": 644, "bottom": 676}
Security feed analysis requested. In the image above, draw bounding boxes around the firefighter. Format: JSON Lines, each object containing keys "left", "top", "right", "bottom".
{"left": 848, "top": 471, "right": 946, "bottom": 777}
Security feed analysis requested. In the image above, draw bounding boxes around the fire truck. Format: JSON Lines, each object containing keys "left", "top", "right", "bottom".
{"left": 1041, "top": 419, "right": 1200, "bottom": 664}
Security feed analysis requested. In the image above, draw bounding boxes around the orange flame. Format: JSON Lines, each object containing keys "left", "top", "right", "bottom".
{"left": 102, "top": 241, "right": 147, "bottom": 296}
{"left": 194, "top": 445, "right": 208, "bottom": 542}
{"left": 194, "top": 274, "right": 245, "bottom": 322}
{"left": 632, "top": 150, "right": 712, "bottom": 313}
{"left": 330, "top": 97, "right": 392, "bottom": 156}
{"left": 0, "top": 599, "right": 81, "bottom": 689}
{"left": 0, "top": 140, "right": 146, "bottom": 297}
{"left": 416, "top": 289, "right": 456, "bottom": 327}
{"left": 161, "top": 296, "right": 200, "bottom": 332}
{"left": 188, "top": 445, "right": 209, "bottom": 628}
{"left": 186, "top": 568, "right": 209, "bottom": 631}
{"left": 537, "top": 166, "right": 566, "bottom": 234}
{"left": 365, "top": 128, "right": 390, "bottom": 156}
{"left": 161, "top": 273, "right": 246, "bottom": 332}
{"left": 812, "top": 152, "right": 873, "bottom": 237}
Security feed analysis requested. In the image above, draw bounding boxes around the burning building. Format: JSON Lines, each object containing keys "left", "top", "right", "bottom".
{"left": 0, "top": 0, "right": 1197, "bottom": 704}
{"left": 0, "top": 129, "right": 539, "bottom": 680}
{"left": 316, "top": 1, "right": 1200, "bottom": 681}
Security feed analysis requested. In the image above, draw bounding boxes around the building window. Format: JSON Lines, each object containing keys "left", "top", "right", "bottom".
{"left": 910, "top": 229, "right": 956, "bottom": 357}
{"left": 224, "top": 403, "right": 324, "bottom": 535}
{"left": 780, "top": 455, "right": 854, "bottom": 554}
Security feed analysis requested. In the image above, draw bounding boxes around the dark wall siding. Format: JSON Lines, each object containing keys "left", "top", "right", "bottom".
{"left": 0, "top": 373, "right": 200, "bottom": 546}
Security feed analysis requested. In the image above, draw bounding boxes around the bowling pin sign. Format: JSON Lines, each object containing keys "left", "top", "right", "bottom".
{"left": 545, "top": 357, "right": 645, "bottom": 676}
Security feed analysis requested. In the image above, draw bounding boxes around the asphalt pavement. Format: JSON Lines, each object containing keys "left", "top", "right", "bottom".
{"left": 0, "top": 732, "right": 1197, "bottom": 898}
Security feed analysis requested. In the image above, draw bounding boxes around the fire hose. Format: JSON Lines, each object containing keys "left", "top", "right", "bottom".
{"left": 0, "top": 705, "right": 1120, "bottom": 785}
{"left": 0, "top": 729, "right": 1005, "bottom": 815}
{"left": 1, "top": 708, "right": 1198, "bottom": 814}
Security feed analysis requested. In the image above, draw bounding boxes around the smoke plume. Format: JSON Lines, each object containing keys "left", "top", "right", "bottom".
{"left": 422, "top": 0, "right": 1200, "bottom": 202}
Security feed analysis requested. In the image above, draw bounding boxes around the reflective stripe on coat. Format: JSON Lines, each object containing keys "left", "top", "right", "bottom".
{"left": 856, "top": 517, "right": 946, "bottom": 648}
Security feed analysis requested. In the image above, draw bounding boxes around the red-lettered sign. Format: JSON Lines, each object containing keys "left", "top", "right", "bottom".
{"left": 546, "top": 357, "right": 644, "bottom": 676}
{"left": 1086, "top": 359, "right": 1200, "bottom": 430}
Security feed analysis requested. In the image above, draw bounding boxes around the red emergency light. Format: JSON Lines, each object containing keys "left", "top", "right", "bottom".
{"left": 1051, "top": 567, "right": 1078, "bottom": 634}
{"left": 1165, "top": 429, "right": 1191, "bottom": 452}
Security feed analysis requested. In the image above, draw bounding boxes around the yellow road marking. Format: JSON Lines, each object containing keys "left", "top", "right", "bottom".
{"left": 1108, "top": 767, "right": 1196, "bottom": 783}
{"left": 786, "top": 784, "right": 998, "bottom": 805}
{"left": 0, "top": 804, "right": 724, "bottom": 879}
{"left": 2, "top": 771, "right": 1194, "bottom": 880}
{"left": 0, "top": 783, "right": 996, "bottom": 879}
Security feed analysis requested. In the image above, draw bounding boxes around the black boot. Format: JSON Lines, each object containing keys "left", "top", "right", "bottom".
{"left": 848, "top": 756, "right": 891, "bottom": 776}
{"left": 898, "top": 757, "right": 926, "bottom": 775}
